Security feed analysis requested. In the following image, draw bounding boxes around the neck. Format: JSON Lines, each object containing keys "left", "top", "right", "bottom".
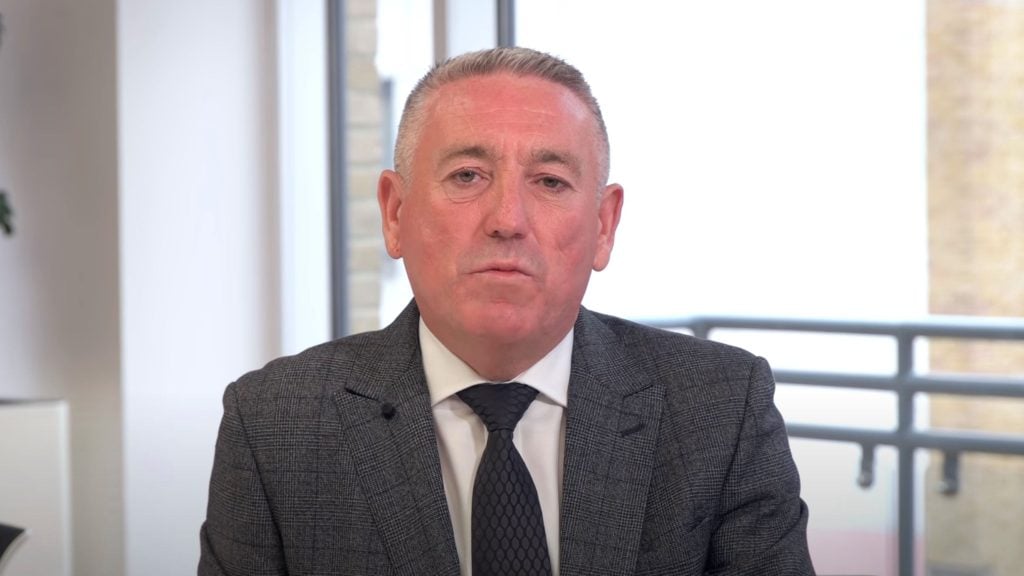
{"left": 455, "top": 338, "right": 556, "bottom": 382}
{"left": 423, "top": 321, "right": 571, "bottom": 382}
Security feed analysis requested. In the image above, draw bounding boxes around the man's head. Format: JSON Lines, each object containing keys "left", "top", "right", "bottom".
{"left": 378, "top": 47, "right": 623, "bottom": 380}
{"left": 394, "top": 47, "right": 611, "bottom": 185}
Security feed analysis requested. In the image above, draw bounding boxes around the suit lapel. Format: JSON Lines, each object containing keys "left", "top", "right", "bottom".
{"left": 330, "top": 303, "right": 460, "bottom": 576}
{"left": 559, "top": 309, "right": 665, "bottom": 576}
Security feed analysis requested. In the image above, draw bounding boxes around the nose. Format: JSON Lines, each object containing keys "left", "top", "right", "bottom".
{"left": 484, "top": 176, "right": 528, "bottom": 240}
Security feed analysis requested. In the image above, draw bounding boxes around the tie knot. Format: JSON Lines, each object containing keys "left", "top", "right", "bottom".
{"left": 457, "top": 382, "right": 539, "bottom": 432}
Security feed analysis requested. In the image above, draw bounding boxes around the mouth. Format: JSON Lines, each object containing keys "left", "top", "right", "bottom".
{"left": 473, "top": 261, "right": 532, "bottom": 277}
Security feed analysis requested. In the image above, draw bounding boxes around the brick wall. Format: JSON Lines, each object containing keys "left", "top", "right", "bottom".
{"left": 345, "top": 0, "right": 384, "bottom": 333}
{"left": 927, "top": 1, "right": 1024, "bottom": 574}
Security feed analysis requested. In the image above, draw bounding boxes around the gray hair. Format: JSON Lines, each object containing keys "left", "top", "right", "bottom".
{"left": 393, "top": 47, "right": 610, "bottom": 184}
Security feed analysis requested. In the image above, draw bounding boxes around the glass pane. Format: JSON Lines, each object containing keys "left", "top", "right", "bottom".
{"left": 795, "top": 440, "right": 904, "bottom": 575}
{"left": 515, "top": 3, "right": 928, "bottom": 572}
{"left": 516, "top": 0, "right": 928, "bottom": 323}
{"left": 377, "top": 0, "right": 435, "bottom": 322}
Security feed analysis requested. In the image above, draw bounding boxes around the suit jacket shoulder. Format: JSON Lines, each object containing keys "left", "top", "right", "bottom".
{"left": 200, "top": 302, "right": 461, "bottom": 576}
{"left": 229, "top": 304, "right": 421, "bottom": 404}
{"left": 579, "top": 308, "right": 761, "bottom": 377}
{"left": 565, "top": 308, "right": 814, "bottom": 575}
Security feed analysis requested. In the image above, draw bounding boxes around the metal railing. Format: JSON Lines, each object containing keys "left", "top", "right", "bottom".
{"left": 641, "top": 315, "right": 1024, "bottom": 576}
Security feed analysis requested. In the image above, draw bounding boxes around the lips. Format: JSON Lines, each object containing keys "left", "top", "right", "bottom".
{"left": 479, "top": 264, "right": 529, "bottom": 276}
{"left": 469, "top": 259, "right": 534, "bottom": 277}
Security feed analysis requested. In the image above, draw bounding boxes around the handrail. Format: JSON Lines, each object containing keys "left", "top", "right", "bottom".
{"left": 641, "top": 314, "right": 1024, "bottom": 339}
{"left": 640, "top": 315, "right": 1024, "bottom": 576}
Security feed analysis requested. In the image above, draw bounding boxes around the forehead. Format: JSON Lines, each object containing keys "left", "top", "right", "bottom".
{"left": 417, "top": 73, "right": 600, "bottom": 159}
{"left": 428, "top": 73, "right": 590, "bottom": 119}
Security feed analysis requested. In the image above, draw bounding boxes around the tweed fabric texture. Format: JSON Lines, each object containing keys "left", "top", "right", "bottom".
{"left": 458, "top": 383, "right": 552, "bottom": 576}
{"left": 198, "top": 301, "right": 815, "bottom": 575}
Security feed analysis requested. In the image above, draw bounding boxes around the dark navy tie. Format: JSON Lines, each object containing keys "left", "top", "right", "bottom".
{"left": 457, "top": 383, "right": 552, "bottom": 576}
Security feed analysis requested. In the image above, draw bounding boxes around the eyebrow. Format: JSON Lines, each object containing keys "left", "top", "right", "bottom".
{"left": 436, "top": 145, "right": 584, "bottom": 179}
{"left": 438, "top": 145, "right": 494, "bottom": 166}
{"left": 529, "top": 148, "right": 582, "bottom": 179}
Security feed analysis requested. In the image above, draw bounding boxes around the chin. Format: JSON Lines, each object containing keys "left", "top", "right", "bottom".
{"left": 461, "top": 305, "right": 538, "bottom": 342}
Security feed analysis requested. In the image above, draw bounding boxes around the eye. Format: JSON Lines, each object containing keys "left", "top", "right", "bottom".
{"left": 443, "top": 168, "right": 489, "bottom": 202}
{"left": 452, "top": 169, "right": 480, "bottom": 184}
{"left": 538, "top": 176, "right": 568, "bottom": 191}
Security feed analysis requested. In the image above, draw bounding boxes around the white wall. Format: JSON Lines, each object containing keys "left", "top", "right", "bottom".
{"left": 118, "top": 1, "right": 280, "bottom": 574}
{"left": 2, "top": 1, "right": 297, "bottom": 574}
{"left": 0, "top": 1, "right": 123, "bottom": 575}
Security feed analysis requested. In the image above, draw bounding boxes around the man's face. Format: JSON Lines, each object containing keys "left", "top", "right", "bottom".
{"left": 379, "top": 73, "right": 623, "bottom": 362}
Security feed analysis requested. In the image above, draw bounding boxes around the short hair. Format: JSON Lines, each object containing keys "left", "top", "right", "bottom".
{"left": 393, "top": 47, "right": 610, "bottom": 184}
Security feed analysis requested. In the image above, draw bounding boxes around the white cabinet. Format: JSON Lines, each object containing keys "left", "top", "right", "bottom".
{"left": 0, "top": 401, "right": 71, "bottom": 576}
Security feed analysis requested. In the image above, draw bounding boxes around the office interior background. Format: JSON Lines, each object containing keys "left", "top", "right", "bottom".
{"left": 0, "top": 0, "right": 1021, "bottom": 575}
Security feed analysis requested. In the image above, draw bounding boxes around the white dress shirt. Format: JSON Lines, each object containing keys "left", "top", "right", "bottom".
{"left": 420, "top": 319, "right": 571, "bottom": 576}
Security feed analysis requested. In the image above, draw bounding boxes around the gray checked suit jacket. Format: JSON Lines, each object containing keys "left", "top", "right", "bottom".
{"left": 199, "top": 302, "right": 814, "bottom": 575}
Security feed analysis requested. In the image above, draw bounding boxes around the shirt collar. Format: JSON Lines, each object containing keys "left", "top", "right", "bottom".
{"left": 419, "top": 318, "right": 572, "bottom": 409}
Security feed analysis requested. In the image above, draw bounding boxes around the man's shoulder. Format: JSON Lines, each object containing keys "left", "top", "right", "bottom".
{"left": 582, "top": 309, "right": 757, "bottom": 361}
{"left": 226, "top": 329, "right": 385, "bottom": 397}
{"left": 227, "top": 306, "right": 420, "bottom": 404}
{"left": 579, "top": 308, "right": 763, "bottom": 383}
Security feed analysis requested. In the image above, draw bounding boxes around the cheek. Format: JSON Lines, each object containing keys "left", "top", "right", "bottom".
{"left": 402, "top": 197, "right": 442, "bottom": 246}
{"left": 547, "top": 217, "right": 599, "bottom": 273}
{"left": 403, "top": 203, "right": 468, "bottom": 269}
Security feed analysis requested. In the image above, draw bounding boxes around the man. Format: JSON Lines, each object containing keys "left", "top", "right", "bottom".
{"left": 199, "top": 47, "right": 814, "bottom": 575}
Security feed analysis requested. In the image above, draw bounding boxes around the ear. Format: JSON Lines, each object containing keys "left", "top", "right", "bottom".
{"left": 378, "top": 169, "right": 405, "bottom": 259}
{"left": 592, "top": 183, "right": 624, "bottom": 271}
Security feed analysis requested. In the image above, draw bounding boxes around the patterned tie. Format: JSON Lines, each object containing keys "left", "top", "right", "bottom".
{"left": 457, "top": 383, "right": 552, "bottom": 576}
